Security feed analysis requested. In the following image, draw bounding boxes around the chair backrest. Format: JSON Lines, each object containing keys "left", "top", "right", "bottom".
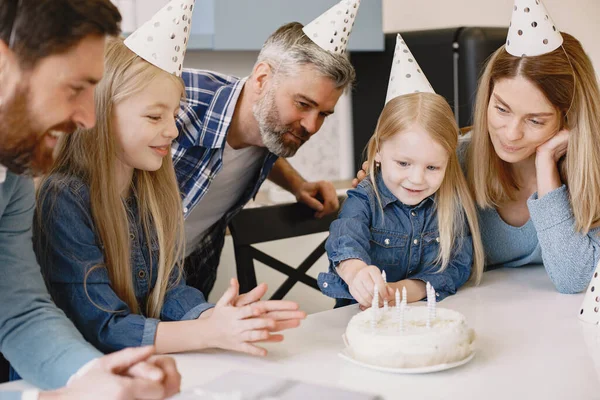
{"left": 228, "top": 197, "right": 343, "bottom": 300}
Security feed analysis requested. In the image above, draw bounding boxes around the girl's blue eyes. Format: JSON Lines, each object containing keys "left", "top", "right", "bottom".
{"left": 396, "top": 161, "right": 438, "bottom": 170}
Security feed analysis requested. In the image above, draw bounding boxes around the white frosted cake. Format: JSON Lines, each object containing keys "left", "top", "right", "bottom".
{"left": 345, "top": 306, "right": 475, "bottom": 368}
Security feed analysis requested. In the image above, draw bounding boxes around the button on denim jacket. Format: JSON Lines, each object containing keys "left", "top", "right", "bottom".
{"left": 35, "top": 174, "right": 214, "bottom": 354}
{"left": 318, "top": 174, "right": 473, "bottom": 305}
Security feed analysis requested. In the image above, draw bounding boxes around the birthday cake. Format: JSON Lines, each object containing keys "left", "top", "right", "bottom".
{"left": 344, "top": 305, "right": 475, "bottom": 369}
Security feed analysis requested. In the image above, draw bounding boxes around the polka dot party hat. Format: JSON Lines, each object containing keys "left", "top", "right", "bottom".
{"left": 579, "top": 259, "right": 600, "bottom": 324}
{"left": 385, "top": 33, "right": 435, "bottom": 105}
{"left": 124, "top": 0, "right": 195, "bottom": 77}
{"left": 302, "top": 0, "right": 361, "bottom": 55}
{"left": 505, "top": 0, "right": 563, "bottom": 57}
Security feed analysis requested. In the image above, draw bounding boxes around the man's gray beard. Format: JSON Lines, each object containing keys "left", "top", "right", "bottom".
{"left": 252, "top": 86, "right": 300, "bottom": 158}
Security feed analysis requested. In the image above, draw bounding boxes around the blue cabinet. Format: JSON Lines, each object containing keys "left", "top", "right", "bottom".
{"left": 188, "top": 0, "right": 214, "bottom": 49}
{"left": 212, "top": 0, "right": 383, "bottom": 51}
{"left": 185, "top": 0, "right": 383, "bottom": 51}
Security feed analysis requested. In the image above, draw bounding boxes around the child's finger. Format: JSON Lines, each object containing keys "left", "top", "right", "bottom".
{"left": 270, "top": 319, "right": 301, "bottom": 332}
{"left": 368, "top": 269, "right": 389, "bottom": 300}
{"left": 241, "top": 317, "right": 276, "bottom": 332}
{"left": 262, "top": 310, "right": 306, "bottom": 321}
{"left": 241, "top": 329, "right": 271, "bottom": 343}
{"left": 387, "top": 286, "right": 396, "bottom": 302}
{"left": 236, "top": 302, "right": 269, "bottom": 319}
{"left": 256, "top": 334, "right": 284, "bottom": 343}
{"left": 236, "top": 342, "right": 268, "bottom": 357}
{"left": 356, "top": 281, "right": 373, "bottom": 306}
{"left": 234, "top": 283, "right": 267, "bottom": 307}
{"left": 256, "top": 300, "right": 300, "bottom": 312}
{"left": 216, "top": 279, "right": 239, "bottom": 307}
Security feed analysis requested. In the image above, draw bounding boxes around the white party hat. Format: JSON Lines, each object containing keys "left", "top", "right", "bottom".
{"left": 505, "top": 0, "right": 563, "bottom": 57}
{"left": 124, "top": 0, "right": 195, "bottom": 77}
{"left": 579, "top": 260, "right": 600, "bottom": 324}
{"left": 302, "top": 0, "right": 361, "bottom": 55}
{"left": 385, "top": 34, "right": 435, "bottom": 104}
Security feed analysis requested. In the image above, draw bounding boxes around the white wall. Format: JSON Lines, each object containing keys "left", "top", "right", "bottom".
{"left": 382, "top": 0, "right": 600, "bottom": 75}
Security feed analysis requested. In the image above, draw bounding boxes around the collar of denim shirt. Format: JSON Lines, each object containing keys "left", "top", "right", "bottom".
{"left": 373, "top": 172, "right": 435, "bottom": 211}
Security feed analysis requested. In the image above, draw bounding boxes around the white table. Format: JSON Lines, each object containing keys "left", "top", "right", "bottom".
{"left": 3, "top": 266, "right": 600, "bottom": 399}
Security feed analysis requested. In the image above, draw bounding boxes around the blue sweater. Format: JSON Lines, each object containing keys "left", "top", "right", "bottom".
{"left": 0, "top": 173, "right": 99, "bottom": 389}
{"left": 459, "top": 137, "right": 600, "bottom": 293}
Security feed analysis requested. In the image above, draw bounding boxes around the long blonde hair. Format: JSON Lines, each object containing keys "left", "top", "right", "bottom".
{"left": 467, "top": 32, "right": 600, "bottom": 234}
{"left": 366, "top": 93, "right": 484, "bottom": 284}
{"left": 37, "top": 37, "right": 185, "bottom": 318}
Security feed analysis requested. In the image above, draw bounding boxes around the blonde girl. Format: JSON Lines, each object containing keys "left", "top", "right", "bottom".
{"left": 319, "top": 92, "right": 484, "bottom": 307}
{"left": 35, "top": 37, "right": 304, "bottom": 356}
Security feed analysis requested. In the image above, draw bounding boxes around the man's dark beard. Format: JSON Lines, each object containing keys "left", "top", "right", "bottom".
{"left": 0, "top": 85, "right": 74, "bottom": 176}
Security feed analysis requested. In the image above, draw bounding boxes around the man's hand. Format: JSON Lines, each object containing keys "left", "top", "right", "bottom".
{"left": 351, "top": 161, "right": 369, "bottom": 188}
{"left": 42, "top": 346, "right": 180, "bottom": 400}
{"left": 294, "top": 180, "right": 339, "bottom": 218}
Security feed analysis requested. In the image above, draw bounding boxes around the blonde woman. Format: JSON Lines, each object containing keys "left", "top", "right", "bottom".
{"left": 34, "top": 38, "right": 305, "bottom": 356}
{"left": 462, "top": 31, "right": 600, "bottom": 294}
{"left": 319, "top": 93, "right": 484, "bottom": 308}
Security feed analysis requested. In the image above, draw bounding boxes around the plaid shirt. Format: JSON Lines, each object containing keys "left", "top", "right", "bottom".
{"left": 173, "top": 69, "right": 278, "bottom": 266}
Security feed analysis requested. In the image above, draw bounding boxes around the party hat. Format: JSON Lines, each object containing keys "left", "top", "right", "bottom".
{"left": 579, "top": 260, "right": 600, "bottom": 324}
{"left": 302, "top": 0, "right": 361, "bottom": 55}
{"left": 125, "top": 0, "right": 195, "bottom": 76}
{"left": 505, "top": 0, "right": 563, "bottom": 57}
{"left": 385, "top": 34, "right": 435, "bottom": 104}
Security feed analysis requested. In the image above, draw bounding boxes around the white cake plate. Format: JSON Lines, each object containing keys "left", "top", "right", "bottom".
{"left": 338, "top": 349, "right": 475, "bottom": 374}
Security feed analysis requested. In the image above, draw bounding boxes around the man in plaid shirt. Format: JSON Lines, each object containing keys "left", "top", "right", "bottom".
{"left": 174, "top": 22, "right": 356, "bottom": 297}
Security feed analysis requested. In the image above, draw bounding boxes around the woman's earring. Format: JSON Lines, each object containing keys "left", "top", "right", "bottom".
{"left": 375, "top": 161, "right": 381, "bottom": 169}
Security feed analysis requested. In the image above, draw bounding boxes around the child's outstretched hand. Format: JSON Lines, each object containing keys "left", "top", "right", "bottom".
{"left": 347, "top": 264, "right": 390, "bottom": 308}
{"left": 202, "top": 279, "right": 283, "bottom": 356}
{"left": 229, "top": 279, "right": 307, "bottom": 332}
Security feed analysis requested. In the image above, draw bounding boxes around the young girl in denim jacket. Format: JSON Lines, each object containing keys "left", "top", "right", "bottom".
{"left": 319, "top": 36, "right": 484, "bottom": 308}
{"left": 34, "top": 34, "right": 304, "bottom": 356}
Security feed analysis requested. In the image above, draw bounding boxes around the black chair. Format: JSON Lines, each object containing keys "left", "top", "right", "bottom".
{"left": 228, "top": 197, "right": 344, "bottom": 300}
{"left": 0, "top": 353, "right": 9, "bottom": 383}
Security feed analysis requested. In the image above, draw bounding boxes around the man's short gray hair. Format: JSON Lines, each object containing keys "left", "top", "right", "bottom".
{"left": 256, "top": 22, "right": 356, "bottom": 90}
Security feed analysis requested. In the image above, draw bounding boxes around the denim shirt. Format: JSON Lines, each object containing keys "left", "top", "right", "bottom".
{"left": 35, "top": 174, "right": 214, "bottom": 354}
{"left": 318, "top": 174, "right": 473, "bottom": 302}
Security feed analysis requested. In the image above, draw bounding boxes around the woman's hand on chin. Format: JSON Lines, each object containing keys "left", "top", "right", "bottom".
{"left": 536, "top": 129, "right": 570, "bottom": 164}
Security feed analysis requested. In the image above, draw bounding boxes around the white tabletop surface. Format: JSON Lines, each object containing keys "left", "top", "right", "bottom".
{"left": 3, "top": 265, "right": 600, "bottom": 399}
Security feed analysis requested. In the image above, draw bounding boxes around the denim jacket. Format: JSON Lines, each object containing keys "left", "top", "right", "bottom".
{"left": 35, "top": 174, "right": 214, "bottom": 354}
{"left": 318, "top": 174, "right": 473, "bottom": 303}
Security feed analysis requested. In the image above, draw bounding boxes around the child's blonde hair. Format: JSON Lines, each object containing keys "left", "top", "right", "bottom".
{"left": 366, "top": 93, "right": 484, "bottom": 284}
{"left": 467, "top": 32, "right": 600, "bottom": 234}
{"left": 37, "top": 37, "right": 186, "bottom": 318}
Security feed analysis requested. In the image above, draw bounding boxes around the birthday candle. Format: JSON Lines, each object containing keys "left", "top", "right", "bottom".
{"left": 371, "top": 283, "right": 379, "bottom": 330}
{"left": 401, "top": 286, "right": 407, "bottom": 308}
{"left": 382, "top": 271, "right": 389, "bottom": 311}
{"left": 430, "top": 284, "right": 437, "bottom": 318}
{"left": 395, "top": 288, "right": 400, "bottom": 313}
{"left": 426, "top": 282, "right": 435, "bottom": 328}
{"left": 399, "top": 301, "right": 405, "bottom": 333}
